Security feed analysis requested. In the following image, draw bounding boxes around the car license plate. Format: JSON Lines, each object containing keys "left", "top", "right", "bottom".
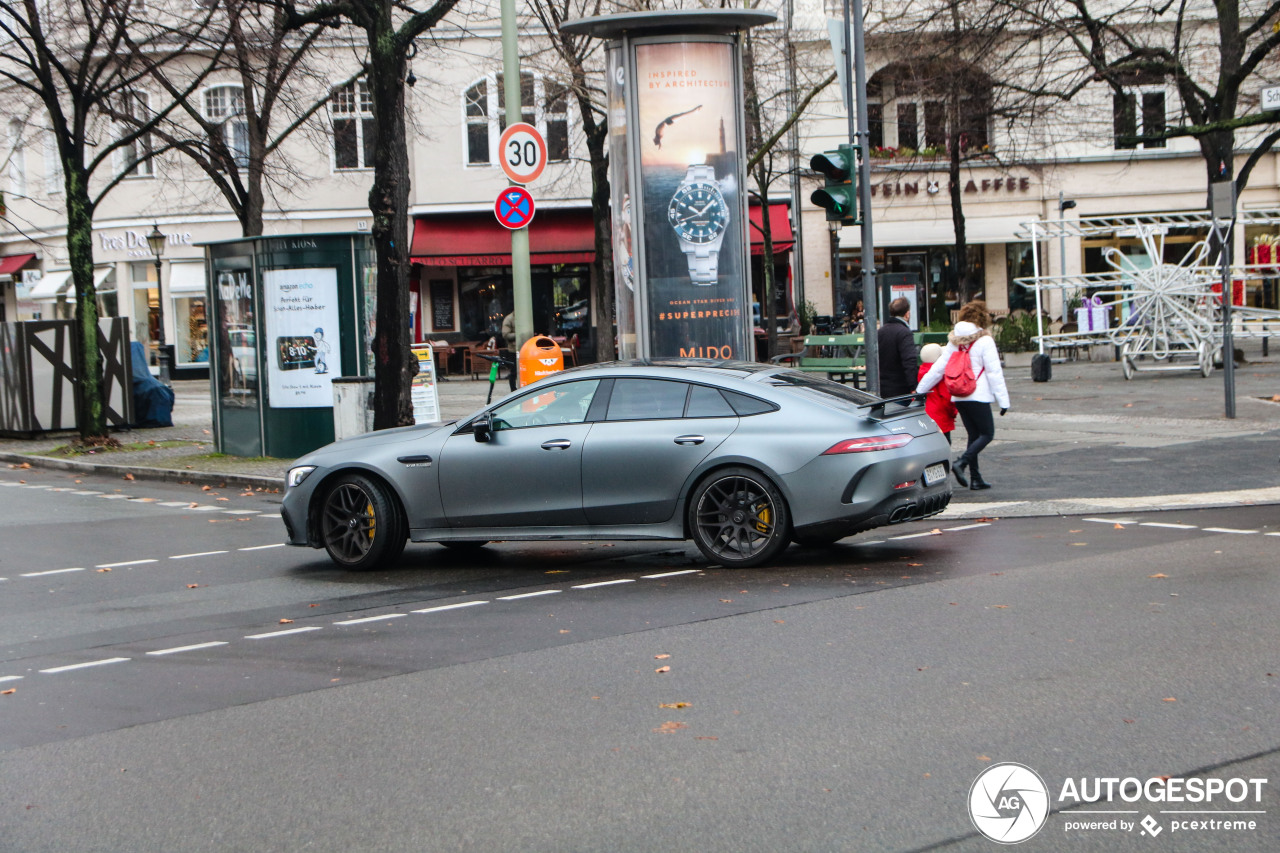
{"left": 923, "top": 463, "right": 947, "bottom": 486}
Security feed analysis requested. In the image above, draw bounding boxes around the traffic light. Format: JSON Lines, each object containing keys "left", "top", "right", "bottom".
{"left": 810, "top": 144, "right": 858, "bottom": 224}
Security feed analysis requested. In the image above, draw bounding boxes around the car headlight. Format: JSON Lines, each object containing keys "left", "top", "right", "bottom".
{"left": 286, "top": 465, "right": 316, "bottom": 488}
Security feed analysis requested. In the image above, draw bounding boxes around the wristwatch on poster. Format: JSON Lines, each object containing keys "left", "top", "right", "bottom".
{"left": 667, "top": 163, "right": 729, "bottom": 286}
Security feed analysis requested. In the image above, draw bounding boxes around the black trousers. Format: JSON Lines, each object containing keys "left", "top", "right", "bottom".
{"left": 954, "top": 400, "right": 995, "bottom": 465}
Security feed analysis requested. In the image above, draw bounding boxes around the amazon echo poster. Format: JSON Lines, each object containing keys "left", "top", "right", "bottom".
{"left": 635, "top": 39, "right": 750, "bottom": 361}
{"left": 262, "top": 267, "right": 342, "bottom": 408}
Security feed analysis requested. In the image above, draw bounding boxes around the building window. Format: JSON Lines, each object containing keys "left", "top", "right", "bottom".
{"left": 118, "top": 92, "right": 155, "bottom": 178}
{"left": 465, "top": 80, "right": 489, "bottom": 165}
{"left": 45, "top": 131, "right": 62, "bottom": 195}
{"left": 204, "top": 84, "right": 249, "bottom": 169}
{"left": 867, "top": 101, "right": 884, "bottom": 150}
{"left": 332, "top": 80, "right": 374, "bottom": 170}
{"left": 897, "top": 103, "right": 918, "bottom": 151}
{"left": 1113, "top": 80, "right": 1167, "bottom": 150}
{"left": 463, "top": 72, "right": 571, "bottom": 166}
{"left": 6, "top": 119, "right": 24, "bottom": 195}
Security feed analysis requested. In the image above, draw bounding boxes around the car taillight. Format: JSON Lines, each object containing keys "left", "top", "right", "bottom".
{"left": 821, "top": 434, "right": 914, "bottom": 454}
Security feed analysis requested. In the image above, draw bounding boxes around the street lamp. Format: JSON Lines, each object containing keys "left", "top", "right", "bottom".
{"left": 145, "top": 223, "right": 171, "bottom": 385}
{"left": 1057, "top": 193, "right": 1077, "bottom": 322}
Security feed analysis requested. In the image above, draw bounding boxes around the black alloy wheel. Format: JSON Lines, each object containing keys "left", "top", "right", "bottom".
{"left": 689, "top": 467, "right": 790, "bottom": 568}
{"left": 319, "top": 473, "right": 406, "bottom": 570}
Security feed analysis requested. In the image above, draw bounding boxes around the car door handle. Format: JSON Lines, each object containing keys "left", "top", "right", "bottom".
{"left": 540, "top": 439, "right": 573, "bottom": 450}
{"left": 674, "top": 435, "right": 705, "bottom": 446}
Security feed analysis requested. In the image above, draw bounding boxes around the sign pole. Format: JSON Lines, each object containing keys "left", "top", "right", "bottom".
{"left": 1211, "top": 180, "right": 1236, "bottom": 419}
{"left": 848, "top": 0, "right": 879, "bottom": 394}
{"left": 501, "top": 0, "right": 533, "bottom": 351}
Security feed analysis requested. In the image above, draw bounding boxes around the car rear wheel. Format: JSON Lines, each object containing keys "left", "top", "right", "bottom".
{"left": 688, "top": 467, "right": 790, "bottom": 568}
{"left": 319, "top": 473, "right": 406, "bottom": 570}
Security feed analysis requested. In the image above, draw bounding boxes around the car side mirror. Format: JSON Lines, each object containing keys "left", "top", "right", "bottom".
{"left": 473, "top": 414, "right": 493, "bottom": 443}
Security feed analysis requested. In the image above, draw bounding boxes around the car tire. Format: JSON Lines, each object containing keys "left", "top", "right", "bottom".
{"left": 688, "top": 466, "right": 790, "bottom": 568}
{"left": 439, "top": 540, "right": 489, "bottom": 549}
{"left": 319, "top": 473, "right": 406, "bottom": 571}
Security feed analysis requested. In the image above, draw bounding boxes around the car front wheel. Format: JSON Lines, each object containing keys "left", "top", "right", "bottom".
{"left": 319, "top": 473, "right": 406, "bottom": 570}
{"left": 688, "top": 467, "right": 790, "bottom": 568}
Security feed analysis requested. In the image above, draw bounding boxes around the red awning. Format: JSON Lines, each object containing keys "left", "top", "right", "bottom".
{"left": 749, "top": 203, "right": 794, "bottom": 255}
{"left": 0, "top": 253, "right": 36, "bottom": 276}
{"left": 412, "top": 210, "right": 596, "bottom": 267}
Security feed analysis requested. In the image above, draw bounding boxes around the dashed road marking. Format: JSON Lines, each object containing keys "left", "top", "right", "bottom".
{"left": 170, "top": 551, "right": 228, "bottom": 560}
{"left": 0, "top": 675, "right": 23, "bottom": 683}
{"left": 96, "top": 559, "right": 158, "bottom": 568}
{"left": 889, "top": 530, "right": 940, "bottom": 540}
{"left": 159, "top": 501, "right": 192, "bottom": 507}
{"left": 40, "top": 657, "right": 130, "bottom": 674}
{"left": 21, "top": 568, "right": 84, "bottom": 577}
{"left": 1139, "top": 522, "right": 1198, "bottom": 529}
{"left": 944, "top": 523, "right": 991, "bottom": 532}
{"left": 239, "top": 543, "right": 285, "bottom": 551}
{"left": 1083, "top": 517, "right": 1140, "bottom": 525}
{"left": 642, "top": 570, "right": 701, "bottom": 579}
{"left": 411, "top": 601, "right": 488, "bottom": 614}
{"left": 246, "top": 626, "right": 324, "bottom": 639}
{"left": 497, "top": 590, "right": 562, "bottom": 600}
{"left": 147, "top": 642, "right": 229, "bottom": 656}
{"left": 1202, "top": 527, "right": 1258, "bottom": 534}
{"left": 573, "top": 579, "right": 636, "bottom": 589}
{"left": 334, "top": 613, "right": 407, "bottom": 626}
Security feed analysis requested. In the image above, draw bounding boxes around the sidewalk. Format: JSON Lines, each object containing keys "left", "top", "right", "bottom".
{"left": 3, "top": 345, "right": 1278, "bottom": 518}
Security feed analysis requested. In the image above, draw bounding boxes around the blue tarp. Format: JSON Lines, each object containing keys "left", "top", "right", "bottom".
{"left": 130, "top": 341, "right": 175, "bottom": 428}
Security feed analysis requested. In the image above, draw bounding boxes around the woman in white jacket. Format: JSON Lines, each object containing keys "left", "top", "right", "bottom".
{"left": 915, "top": 302, "right": 1010, "bottom": 489}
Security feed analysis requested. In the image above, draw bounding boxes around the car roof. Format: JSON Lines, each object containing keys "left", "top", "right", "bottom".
{"left": 557, "top": 358, "right": 780, "bottom": 381}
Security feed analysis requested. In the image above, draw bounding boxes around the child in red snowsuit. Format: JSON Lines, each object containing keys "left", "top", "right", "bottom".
{"left": 918, "top": 343, "right": 956, "bottom": 444}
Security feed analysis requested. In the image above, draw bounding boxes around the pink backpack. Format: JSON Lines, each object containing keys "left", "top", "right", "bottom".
{"left": 944, "top": 344, "right": 984, "bottom": 397}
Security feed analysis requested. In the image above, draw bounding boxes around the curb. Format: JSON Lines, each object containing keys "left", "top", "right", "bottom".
{"left": 0, "top": 451, "right": 285, "bottom": 492}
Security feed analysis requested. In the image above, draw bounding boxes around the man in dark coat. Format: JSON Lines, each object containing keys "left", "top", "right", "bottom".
{"left": 877, "top": 297, "right": 918, "bottom": 398}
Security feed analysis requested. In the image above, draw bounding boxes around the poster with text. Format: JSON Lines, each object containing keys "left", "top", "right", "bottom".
{"left": 635, "top": 39, "right": 749, "bottom": 360}
{"left": 263, "top": 267, "right": 342, "bottom": 408}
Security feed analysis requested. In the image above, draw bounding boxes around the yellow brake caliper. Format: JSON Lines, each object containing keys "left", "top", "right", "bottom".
{"left": 755, "top": 505, "right": 771, "bottom": 534}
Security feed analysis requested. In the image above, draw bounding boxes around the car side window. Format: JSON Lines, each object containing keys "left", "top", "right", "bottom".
{"left": 605, "top": 378, "right": 689, "bottom": 421}
{"left": 684, "top": 384, "right": 737, "bottom": 418}
{"left": 489, "top": 379, "right": 600, "bottom": 430}
{"left": 722, "top": 390, "right": 775, "bottom": 416}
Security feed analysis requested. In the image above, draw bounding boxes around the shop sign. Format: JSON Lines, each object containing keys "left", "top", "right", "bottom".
{"left": 871, "top": 176, "right": 1032, "bottom": 199}
{"left": 98, "top": 228, "right": 194, "bottom": 258}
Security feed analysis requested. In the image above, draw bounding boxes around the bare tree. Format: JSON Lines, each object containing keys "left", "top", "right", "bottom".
{"left": 1004, "top": 0, "right": 1280, "bottom": 198}
{"left": 529, "top": 0, "right": 616, "bottom": 362}
{"left": 0, "top": 0, "right": 223, "bottom": 439}
{"left": 282, "top": 0, "right": 462, "bottom": 429}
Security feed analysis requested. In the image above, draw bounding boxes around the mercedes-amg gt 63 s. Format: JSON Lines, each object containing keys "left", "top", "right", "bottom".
{"left": 281, "top": 360, "right": 952, "bottom": 570}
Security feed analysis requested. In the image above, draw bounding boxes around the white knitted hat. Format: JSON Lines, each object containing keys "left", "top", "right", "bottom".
{"left": 953, "top": 321, "right": 980, "bottom": 336}
{"left": 920, "top": 342, "right": 944, "bottom": 363}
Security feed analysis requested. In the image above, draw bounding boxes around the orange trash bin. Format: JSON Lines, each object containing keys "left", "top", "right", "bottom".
{"left": 517, "top": 335, "right": 564, "bottom": 388}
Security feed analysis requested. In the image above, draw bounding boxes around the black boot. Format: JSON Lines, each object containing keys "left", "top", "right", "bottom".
{"left": 969, "top": 459, "right": 992, "bottom": 490}
{"left": 952, "top": 457, "right": 970, "bottom": 487}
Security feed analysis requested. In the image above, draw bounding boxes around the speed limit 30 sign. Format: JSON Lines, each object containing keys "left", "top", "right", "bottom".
{"left": 499, "top": 122, "right": 547, "bottom": 184}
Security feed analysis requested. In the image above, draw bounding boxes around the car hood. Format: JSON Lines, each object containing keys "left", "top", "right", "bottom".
{"left": 293, "top": 421, "right": 455, "bottom": 466}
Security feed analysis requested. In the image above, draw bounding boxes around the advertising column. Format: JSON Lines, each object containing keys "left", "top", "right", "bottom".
{"left": 565, "top": 10, "right": 773, "bottom": 362}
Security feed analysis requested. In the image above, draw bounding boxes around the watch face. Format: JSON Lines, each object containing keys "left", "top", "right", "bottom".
{"left": 668, "top": 182, "right": 729, "bottom": 244}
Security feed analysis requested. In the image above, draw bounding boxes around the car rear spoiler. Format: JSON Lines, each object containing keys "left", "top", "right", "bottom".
{"left": 857, "top": 392, "right": 926, "bottom": 420}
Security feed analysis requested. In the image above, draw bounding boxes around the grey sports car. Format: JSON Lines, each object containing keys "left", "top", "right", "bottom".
{"left": 281, "top": 360, "right": 953, "bottom": 570}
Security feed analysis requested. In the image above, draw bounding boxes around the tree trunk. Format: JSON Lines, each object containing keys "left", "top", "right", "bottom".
{"left": 366, "top": 18, "right": 417, "bottom": 429}
{"left": 948, "top": 89, "right": 968, "bottom": 307}
{"left": 66, "top": 168, "right": 106, "bottom": 439}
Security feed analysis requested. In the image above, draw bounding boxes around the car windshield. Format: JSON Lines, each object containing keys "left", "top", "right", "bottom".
{"left": 768, "top": 371, "right": 878, "bottom": 408}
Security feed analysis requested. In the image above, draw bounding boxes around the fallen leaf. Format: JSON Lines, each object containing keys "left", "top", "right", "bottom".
{"left": 908, "top": 562, "right": 923, "bottom": 567}
{"left": 991, "top": 604, "right": 1010, "bottom": 609}
{"left": 216, "top": 497, "right": 230, "bottom": 502}
{"left": 201, "top": 485, "right": 212, "bottom": 491}
{"left": 202, "top": 429, "right": 211, "bottom": 435}
{"left": 774, "top": 619, "right": 785, "bottom": 624}
{"left": 719, "top": 598, "right": 733, "bottom": 603}
{"left": 695, "top": 736, "right": 718, "bottom": 741}
{"left": 930, "top": 528, "right": 942, "bottom": 534}
{"left": 655, "top": 666, "right": 670, "bottom": 674}
{"left": 97, "top": 568, "right": 111, "bottom": 573}
{"left": 1123, "top": 719, "right": 1134, "bottom": 724}
{"left": 1162, "top": 697, "right": 1177, "bottom": 702}
{"left": 18, "top": 462, "right": 31, "bottom": 469}
{"left": 977, "top": 755, "right": 991, "bottom": 762}
{"left": 279, "top": 618, "right": 293, "bottom": 624}
{"left": 123, "top": 473, "right": 135, "bottom": 481}
{"left": 653, "top": 721, "right": 687, "bottom": 733}
{"left": 976, "top": 516, "right": 998, "bottom": 522}
{"left": 1, "top": 688, "right": 14, "bottom": 695}
{"left": 659, "top": 702, "right": 691, "bottom": 709}
{"left": 1114, "top": 523, "right": 1125, "bottom": 529}
{"left": 654, "top": 654, "right": 671, "bottom": 660}
{"left": 1149, "top": 573, "right": 1168, "bottom": 579}
{"left": 1124, "top": 402, "right": 1134, "bottom": 408}
{"left": 188, "top": 503, "right": 199, "bottom": 508}
{"left": 559, "top": 629, "right": 570, "bottom": 634}
{"left": 187, "top": 584, "right": 200, "bottom": 589}
{"left": 1070, "top": 529, "right": 1082, "bottom": 533}
{"left": 17, "top": 480, "right": 24, "bottom": 485}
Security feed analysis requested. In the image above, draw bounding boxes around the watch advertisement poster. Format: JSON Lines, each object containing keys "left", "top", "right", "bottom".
{"left": 262, "top": 267, "right": 342, "bottom": 408}
{"left": 634, "top": 39, "right": 749, "bottom": 360}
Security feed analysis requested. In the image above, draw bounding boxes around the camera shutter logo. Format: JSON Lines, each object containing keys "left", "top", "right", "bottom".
{"left": 968, "top": 763, "right": 1050, "bottom": 844}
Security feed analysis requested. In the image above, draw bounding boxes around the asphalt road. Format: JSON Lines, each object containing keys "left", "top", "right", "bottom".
{"left": 0, "top": 468, "right": 1277, "bottom": 852}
